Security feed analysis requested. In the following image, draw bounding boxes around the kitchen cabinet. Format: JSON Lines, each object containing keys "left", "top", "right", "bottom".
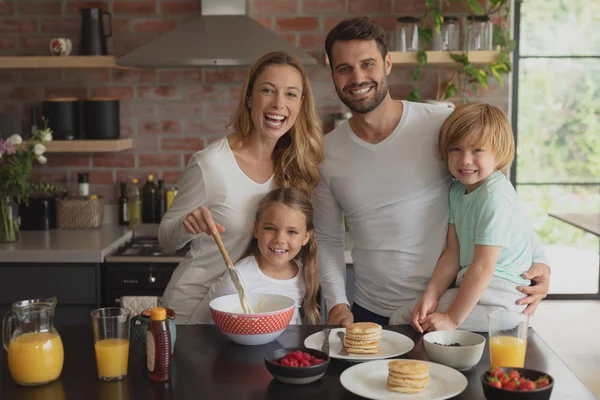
{"left": 0, "top": 56, "right": 118, "bottom": 69}
{"left": 0, "top": 263, "right": 102, "bottom": 326}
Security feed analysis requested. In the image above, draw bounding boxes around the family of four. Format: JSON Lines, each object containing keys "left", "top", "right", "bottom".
{"left": 158, "top": 17, "right": 551, "bottom": 332}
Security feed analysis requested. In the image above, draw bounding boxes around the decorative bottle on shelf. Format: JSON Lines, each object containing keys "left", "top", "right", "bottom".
{"left": 78, "top": 173, "right": 89, "bottom": 197}
{"left": 155, "top": 179, "right": 166, "bottom": 223}
{"left": 127, "top": 178, "right": 142, "bottom": 228}
{"left": 146, "top": 307, "right": 172, "bottom": 382}
{"left": 141, "top": 175, "right": 158, "bottom": 224}
{"left": 118, "top": 182, "right": 129, "bottom": 226}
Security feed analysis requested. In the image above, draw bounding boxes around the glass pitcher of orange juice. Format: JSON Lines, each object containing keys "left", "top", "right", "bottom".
{"left": 2, "top": 297, "right": 64, "bottom": 386}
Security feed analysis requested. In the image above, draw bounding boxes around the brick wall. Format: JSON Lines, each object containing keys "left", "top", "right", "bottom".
{"left": 0, "top": 0, "right": 508, "bottom": 202}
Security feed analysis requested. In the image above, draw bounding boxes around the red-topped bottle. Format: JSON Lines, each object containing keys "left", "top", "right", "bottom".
{"left": 147, "top": 307, "right": 172, "bottom": 382}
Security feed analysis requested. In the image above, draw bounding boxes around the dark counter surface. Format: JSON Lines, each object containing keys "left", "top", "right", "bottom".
{"left": 0, "top": 324, "right": 596, "bottom": 399}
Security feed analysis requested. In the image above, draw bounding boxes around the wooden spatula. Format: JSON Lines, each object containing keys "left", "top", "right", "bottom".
{"left": 212, "top": 230, "right": 253, "bottom": 314}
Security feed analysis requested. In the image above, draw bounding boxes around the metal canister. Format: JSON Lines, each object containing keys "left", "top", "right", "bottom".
{"left": 166, "top": 188, "right": 177, "bottom": 210}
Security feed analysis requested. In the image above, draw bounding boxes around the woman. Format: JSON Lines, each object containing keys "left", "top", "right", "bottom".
{"left": 158, "top": 52, "right": 324, "bottom": 323}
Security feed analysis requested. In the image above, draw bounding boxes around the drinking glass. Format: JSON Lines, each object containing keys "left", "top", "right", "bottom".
{"left": 91, "top": 308, "right": 130, "bottom": 381}
{"left": 488, "top": 310, "right": 529, "bottom": 368}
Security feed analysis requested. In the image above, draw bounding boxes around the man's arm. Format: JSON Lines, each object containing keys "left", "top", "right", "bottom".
{"left": 312, "top": 176, "right": 352, "bottom": 325}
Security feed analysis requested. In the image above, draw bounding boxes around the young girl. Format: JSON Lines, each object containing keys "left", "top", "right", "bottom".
{"left": 390, "top": 103, "right": 534, "bottom": 332}
{"left": 189, "top": 188, "right": 321, "bottom": 325}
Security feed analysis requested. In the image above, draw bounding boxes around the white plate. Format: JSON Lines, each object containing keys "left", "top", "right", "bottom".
{"left": 340, "top": 359, "right": 468, "bottom": 400}
{"left": 304, "top": 327, "right": 414, "bottom": 362}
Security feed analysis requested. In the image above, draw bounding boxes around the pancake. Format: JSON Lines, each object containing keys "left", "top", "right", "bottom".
{"left": 343, "top": 322, "right": 383, "bottom": 355}
{"left": 386, "top": 360, "right": 430, "bottom": 394}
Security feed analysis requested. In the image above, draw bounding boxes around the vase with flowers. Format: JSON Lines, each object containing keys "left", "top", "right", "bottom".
{"left": 0, "top": 122, "right": 54, "bottom": 243}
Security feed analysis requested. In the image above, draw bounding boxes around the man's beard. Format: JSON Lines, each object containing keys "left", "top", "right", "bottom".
{"left": 335, "top": 78, "right": 389, "bottom": 114}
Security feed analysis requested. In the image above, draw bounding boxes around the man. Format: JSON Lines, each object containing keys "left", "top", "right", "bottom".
{"left": 314, "top": 17, "right": 551, "bottom": 327}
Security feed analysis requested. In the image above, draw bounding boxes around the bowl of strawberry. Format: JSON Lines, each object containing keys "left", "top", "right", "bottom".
{"left": 264, "top": 348, "right": 330, "bottom": 385}
{"left": 481, "top": 367, "right": 554, "bottom": 400}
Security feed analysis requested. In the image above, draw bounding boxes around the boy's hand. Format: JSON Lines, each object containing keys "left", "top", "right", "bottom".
{"left": 411, "top": 295, "right": 438, "bottom": 333}
{"left": 421, "top": 312, "right": 458, "bottom": 332}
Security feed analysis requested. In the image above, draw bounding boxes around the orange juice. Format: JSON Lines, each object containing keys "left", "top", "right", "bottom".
{"left": 490, "top": 336, "right": 527, "bottom": 367}
{"left": 94, "top": 339, "right": 129, "bottom": 379}
{"left": 8, "top": 332, "right": 64, "bottom": 385}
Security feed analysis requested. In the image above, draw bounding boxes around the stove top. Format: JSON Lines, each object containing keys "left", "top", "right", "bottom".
{"left": 105, "top": 237, "right": 189, "bottom": 263}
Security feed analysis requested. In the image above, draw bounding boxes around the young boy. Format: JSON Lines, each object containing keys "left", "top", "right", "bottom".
{"left": 390, "top": 103, "right": 535, "bottom": 332}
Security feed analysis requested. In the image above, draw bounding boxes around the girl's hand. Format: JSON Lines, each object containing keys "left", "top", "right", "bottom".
{"left": 183, "top": 206, "right": 226, "bottom": 236}
{"left": 421, "top": 312, "right": 458, "bottom": 332}
{"left": 411, "top": 295, "right": 438, "bottom": 333}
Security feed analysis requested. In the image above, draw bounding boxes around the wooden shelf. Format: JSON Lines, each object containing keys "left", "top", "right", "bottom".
{"left": 45, "top": 139, "right": 132, "bottom": 153}
{"left": 326, "top": 51, "right": 499, "bottom": 66}
{"left": 0, "top": 56, "right": 118, "bottom": 69}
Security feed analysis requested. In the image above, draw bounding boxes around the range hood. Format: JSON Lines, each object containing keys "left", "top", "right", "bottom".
{"left": 117, "top": 0, "right": 317, "bottom": 67}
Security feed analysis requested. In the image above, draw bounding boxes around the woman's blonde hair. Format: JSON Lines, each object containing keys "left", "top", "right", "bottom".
{"left": 438, "top": 103, "right": 515, "bottom": 173}
{"left": 246, "top": 188, "right": 321, "bottom": 325}
{"left": 228, "top": 52, "right": 324, "bottom": 197}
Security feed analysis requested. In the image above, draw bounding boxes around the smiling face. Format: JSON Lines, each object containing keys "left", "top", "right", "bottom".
{"left": 330, "top": 39, "right": 391, "bottom": 114}
{"left": 253, "top": 203, "right": 312, "bottom": 271}
{"left": 448, "top": 139, "right": 499, "bottom": 193}
{"left": 247, "top": 64, "right": 304, "bottom": 143}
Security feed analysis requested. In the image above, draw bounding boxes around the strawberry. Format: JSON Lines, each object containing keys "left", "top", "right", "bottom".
{"left": 536, "top": 376, "right": 550, "bottom": 388}
{"left": 499, "top": 373, "right": 511, "bottom": 386}
{"left": 504, "top": 379, "right": 519, "bottom": 390}
{"left": 487, "top": 377, "right": 502, "bottom": 388}
{"left": 508, "top": 370, "right": 521, "bottom": 380}
{"left": 519, "top": 379, "right": 536, "bottom": 391}
{"left": 488, "top": 367, "right": 504, "bottom": 380}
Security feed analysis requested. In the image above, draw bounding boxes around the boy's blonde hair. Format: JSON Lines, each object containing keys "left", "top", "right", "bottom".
{"left": 438, "top": 103, "right": 515, "bottom": 173}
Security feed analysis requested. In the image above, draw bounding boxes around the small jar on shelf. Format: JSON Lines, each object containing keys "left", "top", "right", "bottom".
{"left": 466, "top": 15, "right": 493, "bottom": 51}
{"left": 394, "top": 16, "right": 421, "bottom": 52}
{"left": 433, "top": 16, "right": 460, "bottom": 51}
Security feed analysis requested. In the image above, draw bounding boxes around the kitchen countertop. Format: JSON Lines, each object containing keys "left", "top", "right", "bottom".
{"left": 0, "top": 225, "right": 132, "bottom": 263}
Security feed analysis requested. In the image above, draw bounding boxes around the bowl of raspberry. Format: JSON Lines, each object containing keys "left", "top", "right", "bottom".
{"left": 264, "top": 348, "right": 330, "bottom": 385}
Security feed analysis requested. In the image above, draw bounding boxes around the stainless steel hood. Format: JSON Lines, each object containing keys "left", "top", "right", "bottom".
{"left": 117, "top": 0, "right": 317, "bottom": 67}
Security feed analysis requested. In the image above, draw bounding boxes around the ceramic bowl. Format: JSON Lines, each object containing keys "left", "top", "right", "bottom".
{"left": 423, "top": 330, "right": 486, "bottom": 370}
{"left": 481, "top": 367, "right": 554, "bottom": 400}
{"left": 264, "top": 347, "right": 330, "bottom": 385}
{"left": 209, "top": 293, "right": 295, "bottom": 345}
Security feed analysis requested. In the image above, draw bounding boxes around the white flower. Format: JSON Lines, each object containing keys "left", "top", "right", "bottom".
{"left": 37, "top": 155, "right": 47, "bottom": 164}
{"left": 34, "top": 143, "right": 46, "bottom": 155}
{"left": 41, "top": 129, "right": 53, "bottom": 142}
{"left": 8, "top": 134, "right": 22, "bottom": 146}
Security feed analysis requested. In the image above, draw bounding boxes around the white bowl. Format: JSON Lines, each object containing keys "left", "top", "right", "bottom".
{"left": 209, "top": 293, "right": 295, "bottom": 346}
{"left": 423, "top": 330, "right": 486, "bottom": 370}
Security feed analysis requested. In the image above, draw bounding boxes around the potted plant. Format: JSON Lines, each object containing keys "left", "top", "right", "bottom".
{"left": 408, "top": 0, "right": 515, "bottom": 104}
{"left": 0, "top": 121, "right": 63, "bottom": 243}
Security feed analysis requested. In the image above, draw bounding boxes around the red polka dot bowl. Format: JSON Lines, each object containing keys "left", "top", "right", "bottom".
{"left": 209, "top": 293, "right": 296, "bottom": 345}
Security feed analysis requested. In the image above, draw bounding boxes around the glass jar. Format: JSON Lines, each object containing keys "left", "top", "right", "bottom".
{"left": 0, "top": 196, "right": 19, "bottom": 243}
{"left": 466, "top": 15, "right": 493, "bottom": 51}
{"left": 395, "top": 16, "right": 420, "bottom": 52}
{"left": 433, "top": 16, "right": 460, "bottom": 51}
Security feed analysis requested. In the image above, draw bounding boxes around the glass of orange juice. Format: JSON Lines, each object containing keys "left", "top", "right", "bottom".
{"left": 91, "top": 308, "right": 130, "bottom": 381}
{"left": 489, "top": 310, "right": 529, "bottom": 368}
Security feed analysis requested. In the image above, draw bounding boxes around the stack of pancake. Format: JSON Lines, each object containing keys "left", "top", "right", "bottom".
{"left": 386, "top": 360, "right": 431, "bottom": 394}
{"left": 342, "top": 322, "right": 382, "bottom": 354}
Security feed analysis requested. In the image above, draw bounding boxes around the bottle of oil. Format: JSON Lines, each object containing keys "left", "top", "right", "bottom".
{"left": 142, "top": 175, "right": 158, "bottom": 223}
{"left": 147, "top": 307, "right": 172, "bottom": 382}
{"left": 155, "top": 179, "right": 166, "bottom": 222}
{"left": 118, "top": 182, "right": 129, "bottom": 226}
{"left": 127, "top": 178, "right": 142, "bottom": 228}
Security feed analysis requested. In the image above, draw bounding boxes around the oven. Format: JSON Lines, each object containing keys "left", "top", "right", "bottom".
{"left": 103, "top": 237, "right": 188, "bottom": 307}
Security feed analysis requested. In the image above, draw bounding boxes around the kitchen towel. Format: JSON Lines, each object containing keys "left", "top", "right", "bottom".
{"left": 121, "top": 296, "right": 160, "bottom": 316}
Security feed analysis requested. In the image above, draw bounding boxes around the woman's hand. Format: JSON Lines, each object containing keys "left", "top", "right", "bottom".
{"left": 421, "top": 312, "right": 458, "bottom": 332}
{"left": 183, "top": 206, "right": 226, "bottom": 236}
{"left": 517, "top": 263, "right": 550, "bottom": 316}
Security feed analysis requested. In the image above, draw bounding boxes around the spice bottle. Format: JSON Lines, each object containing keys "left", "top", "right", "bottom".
{"left": 147, "top": 307, "right": 172, "bottom": 382}
{"left": 78, "top": 173, "right": 89, "bottom": 196}
{"left": 118, "top": 182, "right": 129, "bottom": 226}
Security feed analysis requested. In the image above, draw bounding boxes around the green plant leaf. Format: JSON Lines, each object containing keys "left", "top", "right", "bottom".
{"left": 412, "top": 65, "right": 422, "bottom": 81}
{"left": 419, "top": 27, "right": 433, "bottom": 46}
{"left": 407, "top": 90, "right": 421, "bottom": 102}
{"left": 467, "top": 0, "right": 485, "bottom": 14}
{"left": 450, "top": 53, "right": 469, "bottom": 65}
{"left": 417, "top": 50, "right": 428, "bottom": 65}
{"left": 425, "top": 0, "right": 436, "bottom": 7}
{"left": 433, "top": 8, "right": 444, "bottom": 33}
{"left": 489, "top": 65, "right": 504, "bottom": 85}
{"left": 443, "top": 84, "right": 458, "bottom": 100}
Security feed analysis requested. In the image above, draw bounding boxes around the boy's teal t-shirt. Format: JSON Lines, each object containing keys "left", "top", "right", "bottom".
{"left": 448, "top": 171, "right": 532, "bottom": 285}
